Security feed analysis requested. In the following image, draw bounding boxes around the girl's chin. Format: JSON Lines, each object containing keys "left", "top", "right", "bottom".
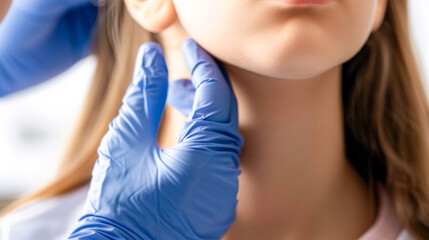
{"left": 244, "top": 63, "right": 338, "bottom": 80}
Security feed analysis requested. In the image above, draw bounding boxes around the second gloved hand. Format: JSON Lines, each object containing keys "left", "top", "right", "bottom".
{"left": 0, "top": 0, "right": 98, "bottom": 97}
{"left": 69, "top": 38, "right": 243, "bottom": 239}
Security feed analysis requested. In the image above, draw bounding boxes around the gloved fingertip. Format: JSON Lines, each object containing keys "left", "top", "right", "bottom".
{"left": 133, "top": 42, "right": 168, "bottom": 84}
{"left": 136, "top": 42, "right": 165, "bottom": 66}
{"left": 181, "top": 38, "right": 196, "bottom": 74}
{"left": 181, "top": 38, "right": 197, "bottom": 54}
{"left": 140, "top": 42, "right": 165, "bottom": 55}
{"left": 181, "top": 38, "right": 214, "bottom": 76}
{"left": 167, "top": 79, "right": 195, "bottom": 117}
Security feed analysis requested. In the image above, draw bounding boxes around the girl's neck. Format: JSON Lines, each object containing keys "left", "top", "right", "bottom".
{"left": 222, "top": 62, "right": 377, "bottom": 239}
{"left": 157, "top": 25, "right": 378, "bottom": 239}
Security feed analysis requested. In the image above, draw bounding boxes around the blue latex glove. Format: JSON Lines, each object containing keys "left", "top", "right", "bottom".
{"left": 69, "top": 38, "right": 243, "bottom": 239}
{"left": 0, "top": 0, "right": 98, "bottom": 97}
{"left": 167, "top": 78, "right": 195, "bottom": 117}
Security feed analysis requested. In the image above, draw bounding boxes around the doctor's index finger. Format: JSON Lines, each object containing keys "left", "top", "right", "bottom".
{"left": 181, "top": 38, "right": 233, "bottom": 123}
{"left": 109, "top": 42, "right": 168, "bottom": 146}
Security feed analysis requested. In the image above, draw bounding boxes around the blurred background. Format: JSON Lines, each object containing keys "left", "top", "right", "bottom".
{"left": 0, "top": 0, "right": 429, "bottom": 209}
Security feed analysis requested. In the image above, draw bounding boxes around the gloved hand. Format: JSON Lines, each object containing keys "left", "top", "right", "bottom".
{"left": 69, "top": 38, "right": 243, "bottom": 240}
{"left": 0, "top": 0, "right": 98, "bottom": 97}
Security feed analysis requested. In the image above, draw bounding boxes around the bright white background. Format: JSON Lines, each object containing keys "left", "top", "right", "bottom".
{"left": 0, "top": 0, "right": 429, "bottom": 198}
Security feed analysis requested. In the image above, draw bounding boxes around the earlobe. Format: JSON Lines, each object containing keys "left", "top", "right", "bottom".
{"left": 371, "top": 0, "right": 388, "bottom": 32}
{"left": 124, "top": 0, "right": 178, "bottom": 33}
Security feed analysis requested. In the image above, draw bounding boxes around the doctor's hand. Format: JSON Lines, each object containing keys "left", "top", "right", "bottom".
{"left": 0, "top": 0, "right": 98, "bottom": 97}
{"left": 69, "top": 38, "right": 243, "bottom": 240}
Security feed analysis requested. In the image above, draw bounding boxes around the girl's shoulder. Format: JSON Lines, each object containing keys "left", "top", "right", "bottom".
{"left": 359, "top": 182, "right": 416, "bottom": 240}
{"left": 0, "top": 183, "right": 89, "bottom": 240}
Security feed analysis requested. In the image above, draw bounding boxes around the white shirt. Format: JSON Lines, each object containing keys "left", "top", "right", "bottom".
{"left": 0, "top": 184, "right": 89, "bottom": 240}
{"left": 0, "top": 183, "right": 417, "bottom": 240}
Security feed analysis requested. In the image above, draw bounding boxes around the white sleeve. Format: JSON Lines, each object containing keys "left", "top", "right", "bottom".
{"left": 396, "top": 228, "right": 417, "bottom": 240}
{"left": 0, "top": 184, "right": 89, "bottom": 240}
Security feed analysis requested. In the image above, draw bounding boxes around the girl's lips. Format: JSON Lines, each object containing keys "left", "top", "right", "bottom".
{"left": 274, "top": 0, "right": 334, "bottom": 5}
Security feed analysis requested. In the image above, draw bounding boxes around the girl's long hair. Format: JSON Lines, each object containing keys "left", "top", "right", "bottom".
{"left": 2, "top": 1, "right": 429, "bottom": 239}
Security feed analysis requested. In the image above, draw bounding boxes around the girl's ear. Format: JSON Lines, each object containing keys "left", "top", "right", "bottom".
{"left": 372, "top": 0, "right": 388, "bottom": 32}
{"left": 124, "top": 0, "right": 178, "bottom": 33}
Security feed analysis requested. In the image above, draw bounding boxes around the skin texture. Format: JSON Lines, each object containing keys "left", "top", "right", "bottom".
{"left": 0, "top": 0, "right": 12, "bottom": 21}
{"left": 124, "top": 0, "right": 388, "bottom": 239}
